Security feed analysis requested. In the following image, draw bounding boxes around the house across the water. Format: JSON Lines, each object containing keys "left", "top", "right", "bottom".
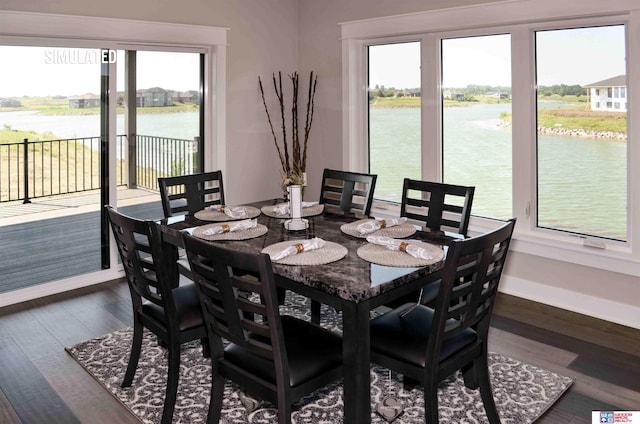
{"left": 583, "top": 74, "right": 627, "bottom": 112}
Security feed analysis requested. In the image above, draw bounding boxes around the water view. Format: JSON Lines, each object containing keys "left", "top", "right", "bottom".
{"left": 371, "top": 103, "right": 626, "bottom": 240}
{"left": 1, "top": 103, "right": 627, "bottom": 239}
{"left": 0, "top": 110, "right": 199, "bottom": 140}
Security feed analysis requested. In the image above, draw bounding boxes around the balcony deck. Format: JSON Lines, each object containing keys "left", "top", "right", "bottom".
{"left": 0, "top": 188, "right": 164, "bottom": 295}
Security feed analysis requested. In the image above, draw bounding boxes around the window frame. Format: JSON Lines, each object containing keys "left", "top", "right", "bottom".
{"left": 341, "top": 1, "right": 640, "bottom": 276}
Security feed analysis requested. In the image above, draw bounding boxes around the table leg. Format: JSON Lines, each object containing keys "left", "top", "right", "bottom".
{"left": 341, "top": 299, "right": 371, "bottom": 424}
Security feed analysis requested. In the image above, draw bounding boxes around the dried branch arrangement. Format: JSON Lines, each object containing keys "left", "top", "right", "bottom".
{"left": 259, "top": 71, "right": 317, "bottom": 187}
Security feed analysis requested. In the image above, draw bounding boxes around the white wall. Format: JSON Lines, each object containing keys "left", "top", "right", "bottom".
{"left": 2, "top": 0, "right": 638, "bottom": 328}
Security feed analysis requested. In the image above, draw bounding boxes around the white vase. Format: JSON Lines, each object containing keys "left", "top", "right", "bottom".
{"left": 284, "top": 185, "right": 308, "bottom": 231}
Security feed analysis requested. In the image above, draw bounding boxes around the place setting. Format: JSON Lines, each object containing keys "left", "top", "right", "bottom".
{"left": 191, "top": 218, "right": 268, "bottom": 241}
{"left": 261, "top": 237, "right": 347, "bottom": 265}
{"left": 357, "top": 235, "right": 445, "bottom": 267}
{"left": 340, "top": 217, "right": 417, "bottom": 239}
{"left": 194, "top": 204, "right": 261, "bottom": 222}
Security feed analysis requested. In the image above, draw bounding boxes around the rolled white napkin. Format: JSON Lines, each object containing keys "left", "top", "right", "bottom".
{"left": 272, "top": 201, "right": 318, "bottom": 216}
{"left": 365, "top": 235, "right": 433, "bottom": 260}
{"left": 269, "top": 237, "right": 326, "bottom": 261}
{"left": 202, "top": 219, "right": 257, "bottom": 235}
{"left": 208, "top": 204, "right": 248, "bottom": 219}
{"left": 356, "top": 217, "right": 407, "bottom": 235}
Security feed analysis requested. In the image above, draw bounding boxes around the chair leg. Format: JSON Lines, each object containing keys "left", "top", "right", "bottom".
{"left": 161, "top": 342, "right": 181, "bottom": 424}
{"left": 403, "top": 375, "right": 421, "bottom": 390}
{"left": 475, "top": 356, "right": 501, "bottom": 424}
{"left": 462, "top": 362, "right": 479, "bottom": 389}
{"left": 201, "top": 337, "right": 211, "bottom": 358}
{"left": 424, "top": 382, "right": 440, "bottom": 424}
{"left": 208, "top": 370, "right": 225, "bottom": 424}
{"left": 310, "top": 300, "right": 321, "bottom": 324}
{"left": 122, "top": 321, "right": 143, "bottom": 387}
{"left": 277, "top": 394, "right": 292, "bottom": 424}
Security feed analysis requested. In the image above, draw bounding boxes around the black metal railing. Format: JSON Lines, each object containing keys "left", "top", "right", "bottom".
{"left": 134, "top": 135, "right": 199, "bottom": 192}
{"left": 0, "top": 135, "right": 200, "bottom": 203}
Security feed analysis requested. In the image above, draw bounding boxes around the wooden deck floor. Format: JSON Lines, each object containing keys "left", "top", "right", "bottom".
{"left": 0, "top": 189, "right": 163, "bottom": 294}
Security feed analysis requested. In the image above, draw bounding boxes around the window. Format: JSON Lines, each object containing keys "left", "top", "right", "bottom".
{"left": 441, "top": 34, "right": 512, "bottom": 219}
{"left": 535, "top": 25, "right": 627, "bottom": 241}
{"left": 342, "top": 2, "right": 638, "bottom": 269}
{"left": 368, "top": 42, "right": 421, "bottom": 202}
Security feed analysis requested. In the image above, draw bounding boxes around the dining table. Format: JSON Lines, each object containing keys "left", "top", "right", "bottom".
{"left": 161, "top": 199, "right": 450, "bottom": 424}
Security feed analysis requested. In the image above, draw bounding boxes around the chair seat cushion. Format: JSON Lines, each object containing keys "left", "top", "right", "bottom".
{"left": 224, "top": 315, "right": 343, "bottom": 388}
{"left": 142, "top": 282, "right": 203, "bottom": 331}
{"left": 370, "top": 303, "right": 477, "bottom": 368}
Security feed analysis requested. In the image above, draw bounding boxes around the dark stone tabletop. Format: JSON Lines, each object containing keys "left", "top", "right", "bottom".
{"left": 163, "top": 199, "right": 447, "bottom": 304}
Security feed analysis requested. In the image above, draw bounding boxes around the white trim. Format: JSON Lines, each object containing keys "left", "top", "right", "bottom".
{"left": 0, "top": 270, "right": 125, "bottom": 308}
{"left": 340, "top": 0, "right": 640, "bottom": 40}
{"left": 0, "top": 11, "right": 228, "bottom": 46}
{"left": 500, "top": 275, "right": 640, "bottom": 329}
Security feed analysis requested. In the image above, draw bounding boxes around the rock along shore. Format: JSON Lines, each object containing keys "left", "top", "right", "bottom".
{"left": 497, "top": 121, "right": 626, "bottom": 141}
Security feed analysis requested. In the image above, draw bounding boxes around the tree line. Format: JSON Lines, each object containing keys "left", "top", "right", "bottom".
{"left": 370, "top": 83, "right": 585, "bottom": 98}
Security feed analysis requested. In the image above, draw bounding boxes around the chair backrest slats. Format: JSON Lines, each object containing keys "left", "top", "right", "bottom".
{"left": 106, "top": 205, "right": 179, "bottom": 315}
{"left": 430, "top": 219, "right": 516, "bottom": 354}
{"left": 183, "top": 233, "right": 286, "bottom": 363}
{"left": 400, "top": 179, "right": 475, "bottom": 236}
{"left": 319, "top": 168, "right": 377, "bottom": 216}
{"left": 158, "top": 171, "right": 225, "bottom": 218}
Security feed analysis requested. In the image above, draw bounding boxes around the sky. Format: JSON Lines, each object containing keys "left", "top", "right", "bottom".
{"left": 0, "top": 25, "right": 627, "bottom": 97}
{"left": 368, "top": 25, "right": 626, "bottom": 90}
{"left": 0, "top": 47, "right": 200, "bottom": 97}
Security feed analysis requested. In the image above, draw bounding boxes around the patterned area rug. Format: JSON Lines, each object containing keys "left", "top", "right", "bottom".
{"left": 66, "top": 294, "right": 573, "bottom": 423}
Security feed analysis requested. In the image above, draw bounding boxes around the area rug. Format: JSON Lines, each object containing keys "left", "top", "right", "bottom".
{"left": 66, "top": 294, "right": 573, "bottom": 423}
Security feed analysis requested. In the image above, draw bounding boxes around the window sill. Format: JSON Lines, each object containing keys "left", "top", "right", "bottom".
{"left": 370, "top": 200, "right": 640, "bottom": 277}
{"left": 509, "top": 229, "right": 639, "bottom": 277}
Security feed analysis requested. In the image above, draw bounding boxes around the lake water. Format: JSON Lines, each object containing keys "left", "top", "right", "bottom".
{"left": 371, "top": 103, "right": 626, "bottom": 240}
{"left": 0, "top": 110, "right": 199, "bottom": 140}
{"left": 1, "top": 105, "right": 626, "bottom": 239}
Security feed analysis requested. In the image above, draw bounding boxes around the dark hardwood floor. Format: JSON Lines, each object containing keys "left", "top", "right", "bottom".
{"left": 0, "top": 280, "right": 638, "bottom": 423}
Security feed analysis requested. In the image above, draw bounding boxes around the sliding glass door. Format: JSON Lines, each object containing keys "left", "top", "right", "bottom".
{"left": 0, "top": 43, "right": 205, "bottom": 294}
{"left": 0, "top": 45, "right": 107, "bottom": 293}
{"left": 115, "top": 49, "right": 204, "bottom": 221}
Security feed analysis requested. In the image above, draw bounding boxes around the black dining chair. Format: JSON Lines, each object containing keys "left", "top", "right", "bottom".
{"left": 369, "top": 218, "right": 516, "bottom": 424}
{"left": 318, "top": 168, "right": 377, "bottom": 216}
{"left": 182, "top": 233, "right": 344, "bottom": 424}
{"left": 400, "top": 178, "right": 475, "bottom": 237}
{"left": 310, "top": 168, "right": 378, "bottom": 323}
{"left": 388, "top": 178, "right": 475, "bottom": 309}
{"left": 158, "top": 170, "right": 225, "bottom": 218}
{"left": 105, "top": 205, "right": 209, "bottom": 424}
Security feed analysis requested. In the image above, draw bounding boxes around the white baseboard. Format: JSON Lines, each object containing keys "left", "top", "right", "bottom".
{"left": 0, "top": 270, "right": 124, "bottom": 308}
{"left": 499, "top": 275, "right": 640, "bottom": 330}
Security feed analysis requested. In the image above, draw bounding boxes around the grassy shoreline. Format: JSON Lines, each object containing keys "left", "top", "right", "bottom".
{"left": 369, "top": 95, "right": 626, "bottom": 137}
{"left": 0, "top": 95, "right": 198, "bottom": 116}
